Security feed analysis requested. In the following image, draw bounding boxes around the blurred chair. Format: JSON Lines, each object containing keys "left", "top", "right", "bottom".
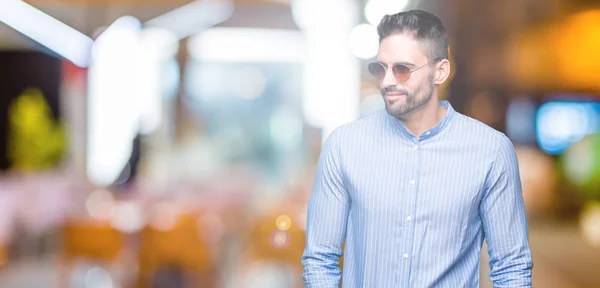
{"left": 59, "top": 220, "right": 125, "bottom": 287}
{"left": 0, "top": 243, "right": 6, "bottom": 267}
{"left": 236, "top": 209, "right": 345, "bottom": 288}
{"left": 136, "top": 211, "right": 217, "bottom": 288}
{"left": 235, "top": 212, "right": 305, "bottom": 288}
{"left": 247, "top": 214, "right": 305, "bottom": 270}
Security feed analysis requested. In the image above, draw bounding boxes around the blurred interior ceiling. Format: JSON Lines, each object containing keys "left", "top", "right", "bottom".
{"left": 3, "top": 0, "right": 600, "bottom": 95}
{"left": 0, "top": 0, "right": 297, "bottom": 49}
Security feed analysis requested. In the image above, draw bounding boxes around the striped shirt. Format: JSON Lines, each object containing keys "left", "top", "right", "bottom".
{"left": 301, "top": 100, "right": 533, "bottom": 287}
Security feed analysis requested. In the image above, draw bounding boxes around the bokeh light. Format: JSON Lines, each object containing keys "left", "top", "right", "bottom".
{"left": 515, "top": 146, "right": 557, "bottom": 216}
{"left": 364, "top": 0, "right": 410, "bottom": 27}
{"left": 86, "top": 189, "right": 115, "bottom": 220}
{"left": 580, "top": 201, "right": 600, "bottom": 249}
{"left": 84, "top": 266, "right": 113, "bottom": 288}
{"left": 536, "top": 101, "right": 600, "bottom": 155}
{"left": 561, "top": 134, "right": 600, "bottom": 200}
{"left": 109, "top": 201, "right": 144, "bottom": 233}
{"left": 149, "top": 202, "right": 179, "bottom": 231}
{"left": 270, "top": 230, "right": 290, "bottom": 249}
{"left": 348, "top": 24, "right": 379, "bottom": 59}
{"left": 275, "top": 215, "right": 292, "bottom": 231}
{"left": 506, "top": 98, "right": 537, "bottom": 145}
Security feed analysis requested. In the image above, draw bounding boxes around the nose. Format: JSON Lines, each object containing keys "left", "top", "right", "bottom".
{"left": 381, "top": 67, "right": 397, "bottom": 88}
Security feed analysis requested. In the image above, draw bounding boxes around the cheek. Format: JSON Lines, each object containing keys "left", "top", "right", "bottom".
{"left": 402, "top": 83, "right": 418, "bottom": 96}
{"left": 412, "top": 77, "right": 432, "bottom": 95}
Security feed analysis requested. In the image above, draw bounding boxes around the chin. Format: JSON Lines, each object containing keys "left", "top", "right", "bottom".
{"left": 385, "top": 104, "right": 412, "bottom": 118}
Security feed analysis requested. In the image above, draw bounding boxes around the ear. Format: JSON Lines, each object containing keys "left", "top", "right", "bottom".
{"left": 433, "top": 59, "right": 451, "bottom": 85}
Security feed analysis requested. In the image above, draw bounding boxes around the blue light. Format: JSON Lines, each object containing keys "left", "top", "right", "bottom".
{"left": 536, "top": 101, "right": 600, "bottom": 155}
{"left": 506, "top": 98, "right": 537, "bottom": 145}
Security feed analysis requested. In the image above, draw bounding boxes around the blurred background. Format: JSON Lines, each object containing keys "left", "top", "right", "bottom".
{"left": 0, "top": 0, "right": 599, "bottom": 287}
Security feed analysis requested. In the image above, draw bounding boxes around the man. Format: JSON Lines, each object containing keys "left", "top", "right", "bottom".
{"left": 301, "top": 10, "right": 533, "bottom": 288}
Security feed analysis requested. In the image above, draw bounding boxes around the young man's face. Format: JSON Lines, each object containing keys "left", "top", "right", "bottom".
{"left": 376, "top": 33, "right": 435, "bottom": 118}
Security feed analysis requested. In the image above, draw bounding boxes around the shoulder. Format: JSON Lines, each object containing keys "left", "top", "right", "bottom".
{"left": 319, "top": 110, "right": 387, "bottom": 163}
{"left": 325, "top": 109, "right": 388, "bottom": 142}
{"left": 451, "top": 112, "right": 513, "bottom": 151}
{"left": 451, "top": 113, "right": 518, "bottom": 176}
{"left": 454, "top": 113, "right": 505, "bottom": 138}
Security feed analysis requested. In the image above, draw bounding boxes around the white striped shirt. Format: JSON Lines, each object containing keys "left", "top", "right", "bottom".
{"left": 302, "top": 100, "right": 533, "bottom": 287}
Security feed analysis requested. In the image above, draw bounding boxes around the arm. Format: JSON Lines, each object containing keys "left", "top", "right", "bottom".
{"left": 301, "top": 130, "right": 350, "bottom": 288}
{"left": 480, "top": 135, "right": 533, "bottom": 287}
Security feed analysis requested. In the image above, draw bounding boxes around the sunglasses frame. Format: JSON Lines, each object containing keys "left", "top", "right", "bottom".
{"left": 368, "top": 57, "right": 441, "bottom": 83}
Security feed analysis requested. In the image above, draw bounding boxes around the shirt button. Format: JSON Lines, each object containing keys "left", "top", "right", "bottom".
{"left": 403, "top": 253, "right": 409, "bottom": 259}
{"left": 425, "top": 131, "right": 431, "bottom": 135}
{"left": 406, "top": 216, "right": 412, "bottom": 222}
{"left": 409, "top": 179, "right": 415, "bottom": 185}
{"left": 413, "top": 145, "right": 419, "bottom": 150}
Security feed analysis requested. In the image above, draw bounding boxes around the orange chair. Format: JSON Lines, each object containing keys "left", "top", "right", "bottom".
{"left": 60, "top": 220, "right": 125, "bottom": 287}
{"left": 0, "top": 243, "right": 6, "bottom": 267}
{"left": 237, "top": 210, "right": 345, "bottom": 288}
{"left": 248, "top": 215, "right": 305, "bottom": 269}
{"left": 136, "top": 211, "right": 218, "bottom": 288}
{"left": 234, "top": 212, "right": 305, "bottom": 288}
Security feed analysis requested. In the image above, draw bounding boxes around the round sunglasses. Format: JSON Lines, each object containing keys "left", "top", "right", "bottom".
{"left": 368, "top": 58, "right": 441, "bottom": 82}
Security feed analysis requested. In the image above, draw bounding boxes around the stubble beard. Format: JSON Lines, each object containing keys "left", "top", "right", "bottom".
{"left": 384, "top": 74, "right": 435, "bottom": 118}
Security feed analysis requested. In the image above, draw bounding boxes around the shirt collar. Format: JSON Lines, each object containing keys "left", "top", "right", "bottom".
{"left": 385, "top": 100, "right": 456, "bottom": 141}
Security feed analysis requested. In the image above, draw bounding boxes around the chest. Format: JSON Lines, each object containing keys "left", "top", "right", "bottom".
{"left": 342, "top": 139, "right": 489, "bottom": 223}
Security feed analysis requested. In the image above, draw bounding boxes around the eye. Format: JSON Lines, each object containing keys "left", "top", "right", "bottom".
{"left": 393, "top": 64, "right": 411, "bottom": 74}
{"left": 367, "top": 62, "right": 386, "bottom": 79}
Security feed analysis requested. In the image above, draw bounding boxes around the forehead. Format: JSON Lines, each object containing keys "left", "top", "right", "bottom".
{"left": 376, "top": 33, "right": 428, "bottom": 65}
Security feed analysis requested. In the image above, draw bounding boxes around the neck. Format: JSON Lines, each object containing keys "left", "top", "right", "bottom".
{"left": 397, "top": 95, "right": 447, "bottom": 138}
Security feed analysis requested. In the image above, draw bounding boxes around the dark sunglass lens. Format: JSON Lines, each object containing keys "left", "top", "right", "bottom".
{"left": 368, "top": 63, "right": 385, "bottom": 79}
{"left": 393, "top": 64, "right": 411, "bottom": 82}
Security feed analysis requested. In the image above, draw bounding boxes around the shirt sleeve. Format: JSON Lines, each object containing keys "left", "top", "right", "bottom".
{"left": 480, "top": 135, "right": 534, "bottom": 287}
{"left": 301, "top": 129, "right": 351, "bottom": 288}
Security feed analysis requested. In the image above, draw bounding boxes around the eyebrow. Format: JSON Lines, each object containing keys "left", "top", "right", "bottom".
{"left": 393, "top": 61, "right": 416, "bottom": 67}
{"left": 376, "top": 61, "right": 416, "bottom": 67}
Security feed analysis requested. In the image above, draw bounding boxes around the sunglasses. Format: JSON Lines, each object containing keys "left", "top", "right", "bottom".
{"left": 368, "top": 58, "right": 441, "bottom": 82}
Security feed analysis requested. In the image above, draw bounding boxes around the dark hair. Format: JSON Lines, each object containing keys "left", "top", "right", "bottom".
{"left": 377, "top": 10, "right": 449, "bottom": 61}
